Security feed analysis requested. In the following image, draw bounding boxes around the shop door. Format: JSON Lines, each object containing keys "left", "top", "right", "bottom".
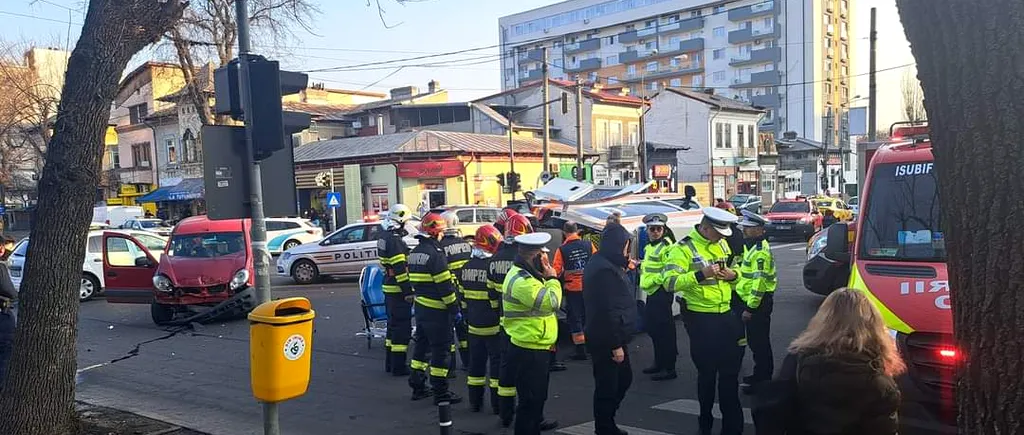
{"left": 420, "top": 190, "right": 447, "bottom": 210}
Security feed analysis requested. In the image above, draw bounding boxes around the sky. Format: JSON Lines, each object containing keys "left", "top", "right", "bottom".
{"left": 0, "top": 0, "right": 916, "bottom": 132}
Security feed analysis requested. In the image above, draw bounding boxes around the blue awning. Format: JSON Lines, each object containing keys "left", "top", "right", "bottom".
{"left": 138, "top": 178, "right": 205, "bottom": 203}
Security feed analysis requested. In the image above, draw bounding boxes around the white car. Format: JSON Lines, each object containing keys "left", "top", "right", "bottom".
{"left": 266, "top": 217, "right": 324, "bottom": 254}
{"left": 121, "top": 218, "right": 174, "bottom": 236}
{"left": 277, "top": 221, "right": 418, "bottom": 285}
{"left": 9, "top": 229, "right": 168, "bottom": 301}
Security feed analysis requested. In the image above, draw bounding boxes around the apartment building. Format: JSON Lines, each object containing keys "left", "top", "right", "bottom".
{"left": 498, "top": 0, "right": 853, "bottom": 144}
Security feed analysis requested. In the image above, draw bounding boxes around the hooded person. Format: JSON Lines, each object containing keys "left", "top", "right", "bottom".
{"left": 582, "top": 222, "right": 639, "bottom": 435}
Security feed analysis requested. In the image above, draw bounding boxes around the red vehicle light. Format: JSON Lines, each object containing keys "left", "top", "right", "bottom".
{"left": 306, "top": 230, "right": 317, "bottom": 235}
{"left": 892, "top": 125, "right": 930, "bottom": 141}
{"left": 937, "top": 348, "right": 960, "bottom": 361}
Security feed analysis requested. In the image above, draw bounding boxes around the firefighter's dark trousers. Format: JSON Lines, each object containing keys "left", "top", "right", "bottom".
{"left": 385, "top": 293, "right": 412, "bottom": 373}
{"left": 409, "top": 306, "right": 454, "bottom": 395}
{"left": 466, "top": 331, "right": 502, "bottom": 412}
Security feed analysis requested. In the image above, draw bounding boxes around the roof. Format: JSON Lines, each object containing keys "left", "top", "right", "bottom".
{"left": 145, "top": 105, "right": 178, "bottom": 120}
{"left": 663, "top": 88, "right": 766, "bottom": 114}
{"left": 646, "top": 141, "right": 692, "bottom": 151}
{"left": 119, "top": 61, "right": 180, "bottom": 90}
{"left": 328, "top": 89, "right": 450, "bottom": 117}
{"left": 173, "top": 214, "right": 248, "bottom": 235}
{"left": 159, "top": 63, "right": 215, "bottom": 102}
{"left": 282, "top": 101, "right": 356, "bottom": 117}
{"left": 776, "top": 137, "right": 825, "bottom": 152}
{"left": 294, "top": 130, "right": 594, "bottom": 163}
{"left": 475, "top": 80, "right": 643, "bottom": 107}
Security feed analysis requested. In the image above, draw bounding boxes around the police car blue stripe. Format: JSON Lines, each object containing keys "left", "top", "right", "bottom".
{"left": 268, "top": 231, "right": 305, "bottom": 251}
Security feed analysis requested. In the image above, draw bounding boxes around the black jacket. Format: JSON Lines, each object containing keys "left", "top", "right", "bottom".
{"left": 377, "top": 228, "right": 412, "bottom": 296}
{"left": 778, "top": 351, "right": 901, "bottom": 435}
{"left": 582, "top": 223, "right": 637, "bottom": 349}
{"left": 407, "top": 236, "right": 457, "bottom": 312}
{"left": 0, "top": 262, "right": 15, "bottom": 300}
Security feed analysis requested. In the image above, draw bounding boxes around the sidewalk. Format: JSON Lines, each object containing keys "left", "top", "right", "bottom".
{"left": 77, "top": 402, "right": 210, "bottom": 435}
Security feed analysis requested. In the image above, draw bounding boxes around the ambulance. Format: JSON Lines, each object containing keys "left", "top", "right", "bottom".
{"left": 804, "top": 123, "right": 957, "bottom": 429}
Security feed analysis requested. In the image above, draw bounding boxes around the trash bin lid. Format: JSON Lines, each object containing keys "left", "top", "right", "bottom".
{"left": 248, "top": 297, "right": 316, "bottom": 324}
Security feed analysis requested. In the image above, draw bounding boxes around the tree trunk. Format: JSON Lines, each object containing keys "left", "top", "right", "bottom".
{"left": 897, "top": 1, "right": 1024, "bottom": 433}
{"left": 0, "top": 1, "right": 184, "bottom": 434}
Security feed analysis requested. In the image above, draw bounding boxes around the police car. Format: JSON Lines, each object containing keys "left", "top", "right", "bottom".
{"left": 266, "top": 217, "right": 324, "bottom": 254}
{"left": 277, "top": 220, "right": 419, "bottom": 284}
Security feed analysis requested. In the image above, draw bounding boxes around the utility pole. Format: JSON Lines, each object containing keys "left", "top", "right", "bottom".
{"left": 868, "top": 7, "right": 877, "bottom": 142}
{"left": 574, "top": 75, "right": 584, "bottom": 181}
{"left": 638, "top": 98, "right": 647, "bottom": 183}
{"left": 234, "top": 0, "right": 277, "bottom": 434}
{"left": 541, "top": 47, "right": 550, "bottom": 172}
{"left": 329, "top": 168, "right": 337, "bottom": 231}
{"left": 507, "top": 115, "right": 516, "bottom": 201}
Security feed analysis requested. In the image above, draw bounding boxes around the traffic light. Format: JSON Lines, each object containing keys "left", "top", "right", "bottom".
{"left": 508, "top": 171, "right": 521, "bottom": 192}
{"left": 497, "top": 173, "right": 506, "bottom": 186}
{"left": 214, "top": 55, "right": 311, "bottom": 160}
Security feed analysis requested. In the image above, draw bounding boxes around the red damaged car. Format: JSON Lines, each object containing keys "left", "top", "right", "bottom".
{"left": 764, "top": 198, "right": 822, "bottom": 241}
{"left": 103, "top": 216, "right": 255, "bottom": 325}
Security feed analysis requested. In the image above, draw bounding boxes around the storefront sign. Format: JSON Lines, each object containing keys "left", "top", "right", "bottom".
{"left": 368, "top": 186, "right": 390, "bottom": 216}
{"left": 397, "top": 161, "right": 464, "bottom": 178}
{"left": 652, "top": 165, "right": 672, "bottom": 179}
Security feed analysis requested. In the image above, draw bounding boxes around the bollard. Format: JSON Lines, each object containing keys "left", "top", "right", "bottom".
{"left": 438, "top": 400, "right": 452, "bottom": 435}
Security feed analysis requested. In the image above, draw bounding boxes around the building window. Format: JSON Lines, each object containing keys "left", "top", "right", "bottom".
{"left": 713, "top": 5, "right": 725, "bottom": 13}
{"left": 165, "top": 138, "right": 177, "bottom": 164}
{"left": 645, "top": 41, "right": 656, "bottom": 50}
{"left": 627, "top": 64, "right": 637, "bottom": 76}
{"left": 109, "top": 146, "right": 120, "bottom": 169}
{"left": 713, "top": 49, "right": 724, "bottom": 60}
{"left": 715, "top": 123, "right": 723, "bottom": 148}
{"left": 670, "top": 78, "right": 682, "bottom": 87}
{"left": 693, "top": 75, "right": 703, "bottom": 87}
{"left": 609, "top": 121, "right": 622, "bottom": 146}
{"left": 128, "top": 103, "right": 148, "bottom": 125}
{"left": 669, "top": 36, "right": 680, "bottom": 45}
{"left": 712, "top": 71, "right": 725, "bottom": 82}
{"left": 131, "top": 142, "right": 151, "bottom": 167}
{"left": 628, "top": 122, "right": 639, "bottom": 145}
{"left": 742, "top": 20, "right": 752, "bottom": 30}
{"left": 649, "top": 81, "right": 659, "bottom": 91}
{"left": 505, "top": 68, "right": 514, "bottom": 78}
{"left": 713, "top": 26, "right": 725, "bottom": 38}
{"left": 597, "top": 120, "right": 609, "bottom": 151}
{"left": 763, "top": 17, "right": 773, "bottom": 28}
{"left": 741, "top": 44, "right": 752, "bottom": 55}
{"left": 606, "top": 55, "right": 618, "bottom": 66}
{"left": 609, "top": 76, "right": 619, "bottom": 84}
{"left": 737, "top": 125, "right": 745, "bottom": 150}
{"left": 647, "top": 61, "right": 658, "bottom": 72}
{"left": 607, "top": 35, "right": 616, "bottom": 44}
{"left": 553, "top": 58, "right": 563, "bottom": 69}
{"left": 691, "top": 9, "right": 702, "bottom": 18}
{"left": 748, "top": 125, "right": 755, "bottom": 148}
{"left": 724, "top": 123, "right": 732, "bottom": 148}
{"left": 645, "top": 19, "right": 656, "bottom": 28}
{"left": 182, "top": 129, "right": 199, "bottom": 163}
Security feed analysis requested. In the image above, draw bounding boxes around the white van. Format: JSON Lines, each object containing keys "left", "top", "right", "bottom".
{"left": 93, "top": 206, "right": 144, "bottom": 228}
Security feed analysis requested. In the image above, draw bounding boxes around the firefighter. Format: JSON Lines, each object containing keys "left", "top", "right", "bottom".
{"left": 663, "top": 207, "right": 745, "bottom": 435}
{"left": 494, "top": 208, "right": 519, "bottom": 235}
{"left": 441, "top": 211, "right": 473, "bottom": 371}
{"left": 377, "top": 204, "right": 414, "bottom": 376}
{"left": 552, "top": 221, "right": 595, "bottom": 361}
{"left": 461, "top": 225, "right": 504, "bottom": 414}
{"left": 504, "top": 232, "right": 562, "bottom": 435}
{"left": 734, "top": 210, "right": 778, "bottom": 393}
{"left": 407, "top": 213, "right": 462, "bottom": 404}
{"left": 639, "top": 213, "right": 679, "bottom": 381}
{"left": 490, "top": 213, "right": 531, "bottom": 427}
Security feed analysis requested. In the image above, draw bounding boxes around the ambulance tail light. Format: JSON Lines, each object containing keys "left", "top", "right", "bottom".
{"left": 937, "top": 347, "right": 961, "bottom": 362}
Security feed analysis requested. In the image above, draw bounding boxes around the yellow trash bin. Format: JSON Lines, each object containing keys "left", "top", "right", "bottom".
{"left": 249, "top": 297, "right": 316, "bottom": 403}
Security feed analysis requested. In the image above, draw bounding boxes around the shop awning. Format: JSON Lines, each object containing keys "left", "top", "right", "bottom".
{"left": 138, "top": 178, "right": 205, "bottom": 203}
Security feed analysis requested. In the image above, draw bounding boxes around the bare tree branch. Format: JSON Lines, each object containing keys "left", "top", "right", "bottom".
{"left": 901, "top": 70, "right": 927, "bottom": 123}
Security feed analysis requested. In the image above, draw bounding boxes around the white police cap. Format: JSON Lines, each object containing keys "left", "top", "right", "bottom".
{"left": 738, "top": 209, "right": 769, "bottom": 227}
{"left": 515, "top": 232, "right": 552, "bottom": 252}
{"left": 702, "top": 207, "right": 739, "bottom": 236}
{"left": 642, "top": 213, "right": 669, "bottom": 227}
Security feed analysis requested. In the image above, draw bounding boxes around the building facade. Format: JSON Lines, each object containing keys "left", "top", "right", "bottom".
{"left": 498, "top": 0, "right": 853, "bottom": 144}
{"left": 645, "top": 87, "right": 764, "bottom": 206}
{"left": 776, "top": 132, "right": 852, "bottom": 196}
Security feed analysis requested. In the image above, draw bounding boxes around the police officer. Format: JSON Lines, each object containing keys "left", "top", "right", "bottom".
{"left": 734, "top": 210, "right": 778, "bottom": 392}
{"left": 490, "top": 213, "right": 531, "bottom": 427}
{"left": 461, "top": 225, "right": 504, "bottom": 414}
{"left": 441, "top": 211, "right": 473, "bottom": 371}
{"left": 377, "top": 204, "right": 414, "bottom": 376}
{"left": 552, "top": 221, "right": 595, "bottom": 361}
{"left": 407, "top": 213, "right": 462, "bottom": 404}
{"left": 639, "top": 213, "right": 679, "bottom": 381}
{"left": 503, "top": 232, "right": 562, "bottom": 435}
{"left": 664, "top": 207, "right": 745, "bottom": 435}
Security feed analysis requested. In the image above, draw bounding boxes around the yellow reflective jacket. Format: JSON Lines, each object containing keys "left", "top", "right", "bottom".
{"left": 663, "top": 228, "right": 735, "bottom": 314}
{"left": 639, "top": 237, "right": 678, "bottom": 296}
{"left": 734, "top": 238, "right": 777, "bottom": 310}
{"left": 502, "top": 264, "right": 562, "bottom": 351}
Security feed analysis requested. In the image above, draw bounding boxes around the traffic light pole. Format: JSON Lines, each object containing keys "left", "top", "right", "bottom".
{"left": 234, "top": 1, "right": 279, "bottom": 434}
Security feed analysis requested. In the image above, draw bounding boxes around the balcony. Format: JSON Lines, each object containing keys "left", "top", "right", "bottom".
{"left": 623, "top": 61, "right": 703, "bottom": 83}
{"left": 658, "top": 17, "right": 704, "bottom": 35}
{"left": 608, "top": 144, "right": 638, "bottom": 162}
{"left": 618, "top": 26, "right": 658, "bottom": 44}
{"left": 520, "top": 68, "right": 543, "bottom": 82}
{"left": 162, "top": 161, "right": 203, "bottom": 181}
{"left": 751, "top": 92, "right": 782, "bottom": 108}
{"left": 729, "top": 46, "right": 781, "bottom": 66}
{"left": 660, "top": 37, "right": 705, "bottom": 57}
{"left": 728, "top": 1, "right": 778, "bottom": 21}
{"left": 730, "top": 70, "right": 782, "bottom": 88}
{"left": 565, "top": 58, "right": 602, "bottom": 73}
{"left": 563, "top": 38, "right": 601, "bottom": 55}
{"left": 517, "top": 48, "right": 545, "bottom": 65}
{"left": 728, "top": 23, "right": 782, "bottom": 44}
{"left": 117, "top": 166, "right": 154, "bottom": 185}
{"left": 618, "top": 48, "right": 657, "bottom": 64}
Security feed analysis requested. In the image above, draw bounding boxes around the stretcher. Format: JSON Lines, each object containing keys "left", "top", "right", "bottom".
{"left": 357, "top": 264, "right": 388, "bottom": 349}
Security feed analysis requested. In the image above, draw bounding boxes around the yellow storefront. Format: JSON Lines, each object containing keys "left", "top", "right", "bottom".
{"left": 107, "top": 184, "right": 158, "bottom": 215}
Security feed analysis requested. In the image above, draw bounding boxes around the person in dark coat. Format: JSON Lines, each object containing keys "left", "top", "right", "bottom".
{"left": 582, "top": 222, "right": 638, "bottom": 435}
{"left": 767, "top": 288, "right": 904, "bottom": 435}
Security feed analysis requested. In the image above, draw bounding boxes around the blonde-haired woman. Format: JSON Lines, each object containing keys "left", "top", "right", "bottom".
{"left": 776, "top": 288, "right": 905, "bottom": 435}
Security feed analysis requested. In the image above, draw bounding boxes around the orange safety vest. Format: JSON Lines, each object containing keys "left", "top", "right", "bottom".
{"left": 552, "top": 234, "right": 596, "bottom": 292}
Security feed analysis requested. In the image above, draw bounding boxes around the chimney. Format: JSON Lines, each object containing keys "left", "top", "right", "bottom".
{"left": 376, "top": 113, "right": 385, "bottom": 136}
{"left": 428, "top": 80, "right": 439, "bottom": 93}
{"left": 783, "top": 131, "right": 798, "bottom": 140}
{"left": 390, "top": 86, "right": 419, "bottom": 101}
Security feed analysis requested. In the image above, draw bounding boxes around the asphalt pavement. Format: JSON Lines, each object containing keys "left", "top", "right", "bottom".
{"left": 75, "top": 242, "right": 824, "bottom": 435}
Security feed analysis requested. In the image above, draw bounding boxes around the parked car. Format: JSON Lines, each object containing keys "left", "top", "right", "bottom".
{"left": 764, "top": 198, "right": 823, "bottom": 241}
{"left": 847, "top": 196, "right": 859, "bottom": 217}
{"left": 265, "top": 217, "right": 324, "bottom": 254}
{"left": 122, "top": 218, "right": 174, "bottom": 236}
{"left": 102, "top": 216, "right": 254, "bottom": 325}
{"left": 92, "top": 206, "right": 144, "bottom": 228}
{"left": 9, "top": 229, "right": 168, "bottom": 301}
{"left": 277, "top": 220, "right": 418, "bottom": 285}
{"left": 810, "top": 197, "right": 855, "bottom": 221}
{"left": 427, "top": 206, "right": 501, "bottom": 239}
{"left": 727, "top": 194, "right": 762, "bottom": 214}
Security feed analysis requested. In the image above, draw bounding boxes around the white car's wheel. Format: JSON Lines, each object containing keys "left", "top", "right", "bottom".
{"left": 80, "top": 274, "right": 99, "bottom": 302}
{"left": 283, "top": 240, "right": 301, "bottom": 251}
{"left": 291, "top": 260, "right": 320, "bottom": 285}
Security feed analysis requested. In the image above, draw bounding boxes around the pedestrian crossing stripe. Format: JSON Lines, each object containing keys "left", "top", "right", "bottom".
{"left": 557, "top": 399, "right": 753, "bottom": 435}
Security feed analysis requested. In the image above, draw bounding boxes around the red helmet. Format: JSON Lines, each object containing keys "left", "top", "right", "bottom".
{"left": 419, "top": 212, "right": 447, "bottom": 237}
{"left": 504, "top": 214, "right": 533, "bottom": 238}
{"left": 497, "top": 208, "right": 519, "bottom": 226}
{"left": 474, "top": 225, "right": 503, "bottom": 254}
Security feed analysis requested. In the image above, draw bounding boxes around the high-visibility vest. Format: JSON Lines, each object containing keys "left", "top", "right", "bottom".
{"left": 501, "top": 265, "right": 562, "bottom": 351}
{"left": 554, "top": 236, "right": 594, "bottom": 292}
{"left": 735, "top": 239, "right": 777, "bottom": 310}
{"left": 664, "top": 228, "right": 735, "bottom": 314}
{"left": 639, "top": 237, "right": 679, "bottom": 296}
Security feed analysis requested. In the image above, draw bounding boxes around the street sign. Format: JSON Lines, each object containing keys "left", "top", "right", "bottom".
{"left": 315, "top": 171, "right": 331, "bottom": 187}
{"left": 0, "top": 205, "right": 6, "bottom": 216}
{"left": 326, "top": 192, "right": 342, "bottom": 209}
